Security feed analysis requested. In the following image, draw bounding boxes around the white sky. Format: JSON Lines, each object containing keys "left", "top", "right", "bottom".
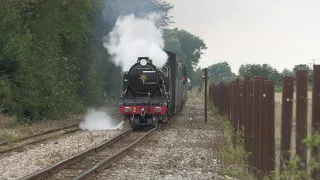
{"left": 166, "top": 0, "right": 320, "bottom": 74}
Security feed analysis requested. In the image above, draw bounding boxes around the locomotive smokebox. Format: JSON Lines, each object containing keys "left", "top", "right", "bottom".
{"left": 128, "top": 57, "right": 159, "bottom": 94}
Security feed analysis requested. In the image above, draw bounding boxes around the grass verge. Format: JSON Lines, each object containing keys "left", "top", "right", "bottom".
{"left": 0, "top": 114, "right": 81, "bottom": 142}
{"left": 207, "top": 101, "right": 254, "bottom": 179}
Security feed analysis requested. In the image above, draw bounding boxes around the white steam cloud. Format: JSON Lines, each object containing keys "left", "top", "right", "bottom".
{"left": 103, "top": 13, "right": 168, "bottom": 71}
{"left": 79, "top": 109, "right": 124, "bottom": 131}
{"left": 79, "top": 13, "right": 168, "bottom": 131}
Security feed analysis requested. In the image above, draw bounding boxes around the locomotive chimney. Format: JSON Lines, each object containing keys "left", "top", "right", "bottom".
{"left": 138, "top": 57, "right": 149, "bottom": 60}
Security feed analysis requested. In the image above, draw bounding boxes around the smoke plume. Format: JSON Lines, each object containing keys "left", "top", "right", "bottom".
{"left": 103, "top": 13, "right": 168, "bottom": 71}
{"left": 79, "top": 109, "right": 124, "bottom": 131}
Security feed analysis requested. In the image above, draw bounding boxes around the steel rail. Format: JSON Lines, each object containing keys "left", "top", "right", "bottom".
{"left": 0, "top": 127, "right": 80, "bottom": 154}
{"left": 20, "top": 128, "right": 133, "bottom": 180}
{"left": 0, "top": 124, "right": 78, "bottom": 146}
{"left": 0, "top": 112, "right": 120, "bottom": 146}
{"left": 74, "top": 125, "right": 160, "bottom": 180}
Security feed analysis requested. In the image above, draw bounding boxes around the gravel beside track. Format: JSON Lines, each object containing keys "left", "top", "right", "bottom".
{"left": 94, "top": 96, "right": 223, "bottom": 180}
{"left": 47, "top": 130, "right": 146, "bottom": 179}
{"left": 0, "top": 110, "right": 129, "bottom": 180}
{"left": 0, "top": 125, "right": 80, "bottom": 154}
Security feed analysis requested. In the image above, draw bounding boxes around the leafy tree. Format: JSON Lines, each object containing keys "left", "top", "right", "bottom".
{"left": 191, "top": 67, "right": 204, "bottom": 88}
{"left": 102, "top": 0, "right": 174, "bottom": 28}
{"left": 292, "top": 64, "right": 312, "bottom": 83}
{"left": 208, "top": 62, "right": 233, "bottom": 83}
{"left": 239, "top": 64, "right": 262, "bottom": 77}
{"left": 0, "top": 0, "right": 92, "bottom": 120}
{"left": 163, "top": 28, "right": 207, "bottom": 77}
{"left": 238, "top": 63, "right": 282, "bottom": 86}
{"left": 292, "top": 64, "right": 311, "bottom": 73}
{"left": 282, "top": 68, "right": 293, "bottom": 76}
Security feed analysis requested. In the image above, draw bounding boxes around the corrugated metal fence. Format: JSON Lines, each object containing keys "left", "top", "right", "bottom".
{"left": 209, "top": 65, "right": 320, "bottom": 179}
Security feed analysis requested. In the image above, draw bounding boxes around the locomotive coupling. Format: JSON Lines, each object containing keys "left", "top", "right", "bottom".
{"left": 141, "top": 108, "right": 146, "bottom": 117}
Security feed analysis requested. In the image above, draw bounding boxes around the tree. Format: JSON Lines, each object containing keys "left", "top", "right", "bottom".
{"left": 163, "top": 28, "right": 207, "bottom": 77}
{"left": 282, "top": 68, "right": 293, "bottom": 76}
{"left": 0, "top": 0, "right": 92, "bottom": 120}
{"left": 238, "top": 63, "right": 282, "bottom": 86}
{"left": 208, "top": 62, "right": 233, "bottom": 83}
{"left": 292, "top": 64, "right": 312, "bottom": 83}
{"left": 293, "top": 64, "right": 311, "bottom": 72}
{"left": 239, "top": 64, "right": 263, "bottom": 77}
{"left": 191, "top": 67, "right": 204, "bottom": 88}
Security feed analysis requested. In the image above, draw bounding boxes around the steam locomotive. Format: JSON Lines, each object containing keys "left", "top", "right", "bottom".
{"left": 119, "top": 50, "right": 188, "bottom": 129}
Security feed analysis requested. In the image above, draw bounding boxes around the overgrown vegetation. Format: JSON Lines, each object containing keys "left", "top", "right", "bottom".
{"left": 265, "top": 133, "right": 320, "bottom": 180}
{"left": 206, "top": 96, "right": 253, "bottom": 179}
{"left": 0, "top": 0, "right": 206, "bottom": 122}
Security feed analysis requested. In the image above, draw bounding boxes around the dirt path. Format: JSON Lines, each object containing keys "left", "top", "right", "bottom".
{"left": 94, "top": 95, "right": 226, "bottom": 179}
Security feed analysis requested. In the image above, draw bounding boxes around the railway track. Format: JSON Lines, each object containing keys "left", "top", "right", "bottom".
{"left": 21, "top": 125, "right": 160, "bottom": 180}
{"left": 0, "top": 124, "right": 80, "bottom": 154}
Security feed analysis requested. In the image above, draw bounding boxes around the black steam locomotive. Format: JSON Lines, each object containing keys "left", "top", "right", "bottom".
{"left": 119, "top": 50, "right": 188, "bottom": 129}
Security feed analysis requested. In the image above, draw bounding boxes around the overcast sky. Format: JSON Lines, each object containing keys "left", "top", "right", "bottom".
{"left": 166, "top": 0, "right": 320, "bottom": 74}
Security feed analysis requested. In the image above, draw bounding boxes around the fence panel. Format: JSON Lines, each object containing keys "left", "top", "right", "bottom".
{"left": 237, "top": 83, "right": 243, "bottom": 132}
{"left": 219, "top": 82, "right": 225, "bottom": 115}
{"left": 228, "top": 84, "right": 231, "bottom": 118}
{"left": 234, "top": 83, "right": 240, "bottom": 132}
{"left": 281, "top": 76, "right": 294, "bottom": 167}
{"left": 224, "top": 85, "right": 228, "bottom": 115}
{"left": 247, "top": 80, "right": 255, "bottom": 169}
{"left": 312, "top": 65, "right": 320, "bottom": 178}
{"left": 232, "top": 82, "right": 236, "bottom": 130}
{"left": 296, "top": 70, "right": 308, "bottom": 170}
{"left": 265, "top": 80, "right": 275, "bottom": 174}
{"left": 243, "top": 77, "right": 250, "bottom": 156}
{"left": 312, "top": 65, "right": 320, "bottom": 131}
{"left": 253, "top": 77, "right": 261, "bottom": 170}
{"left": 260, "top": 76, "right": 268, "bottom": 173}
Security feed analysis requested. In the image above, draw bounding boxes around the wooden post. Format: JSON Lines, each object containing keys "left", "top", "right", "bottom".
{"left": 204, "top": 68, "right": 208, "bottom": 123}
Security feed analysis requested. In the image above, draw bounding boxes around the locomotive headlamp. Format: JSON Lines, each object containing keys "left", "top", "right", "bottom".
{"left": 140, "top": 59, "right": 147, "bottom": 66}
{"left": 154, "top": 107, "right": 162, "bottom": 112}
{"left": 124, "top": 107, "right": 131, "bottom": 112}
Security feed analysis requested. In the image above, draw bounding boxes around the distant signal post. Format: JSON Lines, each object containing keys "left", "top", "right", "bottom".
{"left": 203, "top": 68, "right": 208, "bottom": 123}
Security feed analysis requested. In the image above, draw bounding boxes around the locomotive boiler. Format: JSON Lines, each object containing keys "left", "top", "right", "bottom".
{"left": 119, "top": 50, "right": 188, "bottom": 129}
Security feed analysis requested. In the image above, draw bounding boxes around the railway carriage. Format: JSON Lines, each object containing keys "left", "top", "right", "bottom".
{"left": 119, "top": 50, "right": 188, "bottom": 129}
